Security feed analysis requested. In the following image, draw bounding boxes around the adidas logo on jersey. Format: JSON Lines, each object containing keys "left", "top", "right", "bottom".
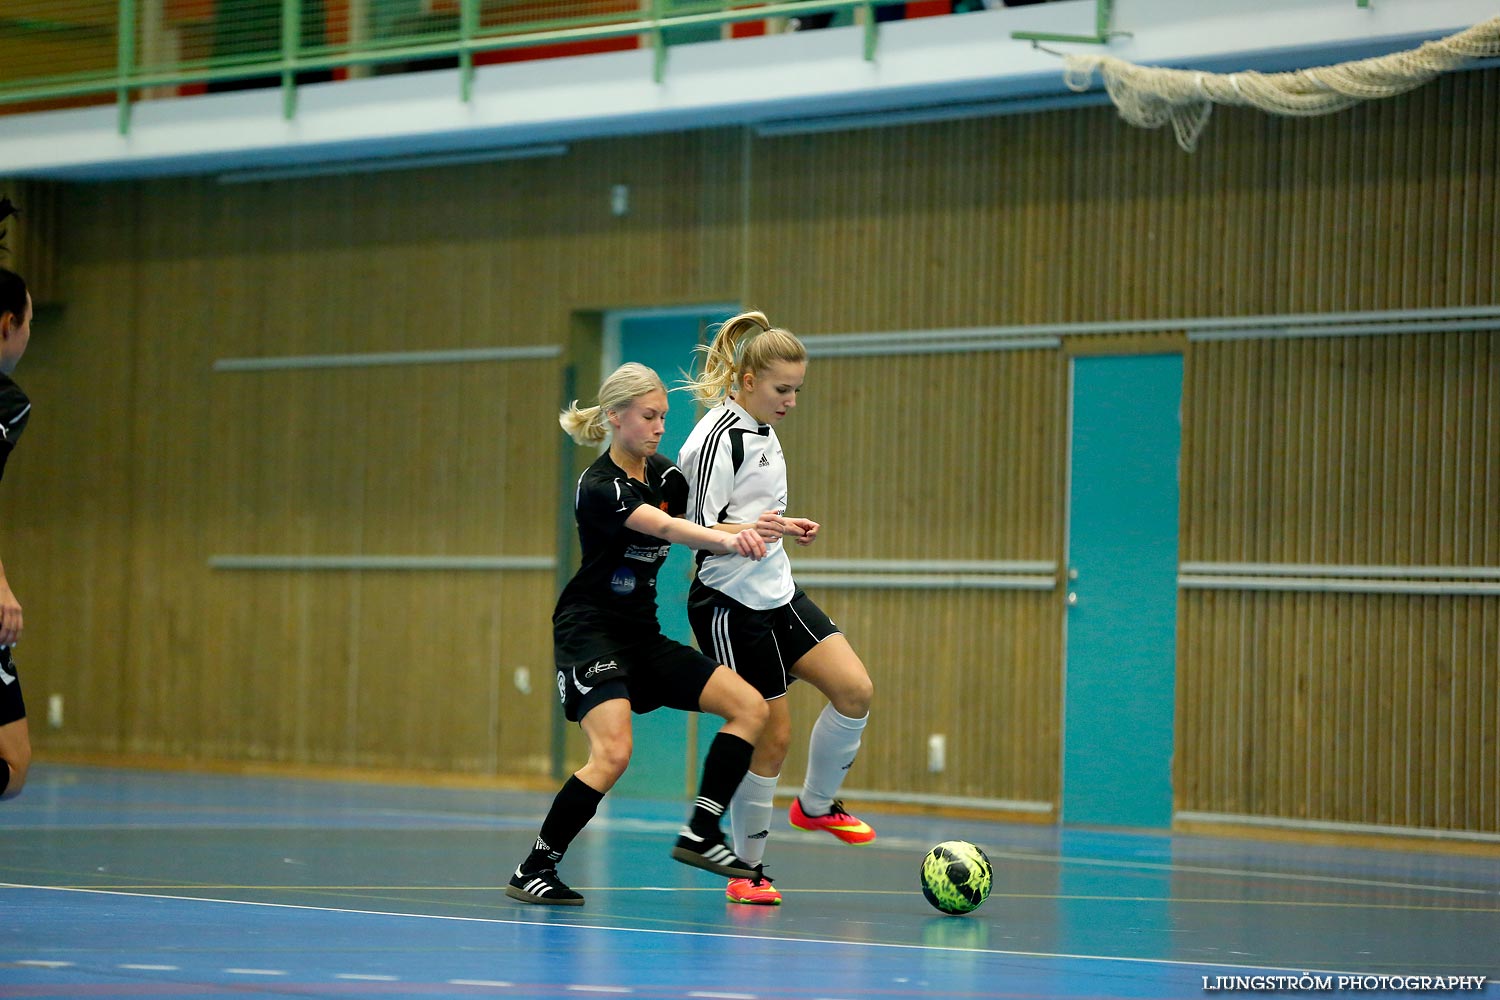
{"left": 758, "top": 453, "right": 770, "bottom": 467}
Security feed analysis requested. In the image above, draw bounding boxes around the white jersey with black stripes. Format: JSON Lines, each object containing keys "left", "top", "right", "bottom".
{"left": 678, "top": 397, "right": 795, "bottom": 610}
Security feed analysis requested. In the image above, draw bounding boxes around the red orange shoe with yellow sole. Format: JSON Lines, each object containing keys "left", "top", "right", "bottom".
{"left": 726, "top": 866, "right": 781, "bottom": 905}
{"left": 788, "top": 797, "right": 876, "bottom": 845}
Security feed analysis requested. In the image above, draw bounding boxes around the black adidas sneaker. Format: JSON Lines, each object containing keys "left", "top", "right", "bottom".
{"left": 670, "top": 828, "right": 758, "bottom": 878}
{"left": 505, "top": 866, "right": 584, "bottom": 906}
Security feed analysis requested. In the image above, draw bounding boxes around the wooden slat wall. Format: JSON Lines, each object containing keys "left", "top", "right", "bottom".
{"left": 0, "top": 180, "right": 64, "bottom": 305}
{"left": 1179, "top": 333, "right": 1499, "bottom": 831}
{"left": 1185, "top": 334, "right": 1499, "bottom": 566}
{"left": 9, "top": 66, "right": 1498, "bottom": 834}
{"left": 1180, "top": 592, "right": 1499, "bottom": 832}
{"left": 779, "top": 350, "right": 1063, "bottom": 804}
{"left": 782, "top": 589, "right": 1060, "bottom": 804}
{"left": 18, "top": 133, "right": 742, "bottom": 777}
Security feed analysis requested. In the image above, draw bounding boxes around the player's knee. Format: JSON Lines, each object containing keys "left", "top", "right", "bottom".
{"left": 590, "top": 735, "right": 633, "bottom": 781}
{"left": 833, "top": 671, "right": 873, "bottom": 719}
{"left": 734, "top": 695, "right": 769, "bottom": 739}
{"left": 1, "top": 751, "right": 29, "bottom": 800}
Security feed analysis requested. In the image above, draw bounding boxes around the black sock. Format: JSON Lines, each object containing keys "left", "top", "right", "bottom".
{"left": 689, "top": 732, "right": 753, "bottom": 837}
{"left": 521, "top": 775, "right": 605, "bottom": 874}
{"left": 0, "top": 762, "right": 8, "bottom": 797}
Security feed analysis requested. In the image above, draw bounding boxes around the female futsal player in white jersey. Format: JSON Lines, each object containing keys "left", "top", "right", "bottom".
{"left": 506, "top": 362, "right": 770, "bottom": 906}
{"left": 678, "top": 312, "right": 876, "bottom": 906}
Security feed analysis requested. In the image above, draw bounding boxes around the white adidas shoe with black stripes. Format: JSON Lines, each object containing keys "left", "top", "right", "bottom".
{"left": 671, "top": 827, "right": 758, "bottom": 879}
{"left": 505, "top": 866, "right": 584, "bottom": 906}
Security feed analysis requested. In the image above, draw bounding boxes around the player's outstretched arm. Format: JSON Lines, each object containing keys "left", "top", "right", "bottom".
{"left": 625, "top": 504, "right": 767, "bottom": 559}
{"left": 742, "top": 511, "right": 806, "bottom": 543}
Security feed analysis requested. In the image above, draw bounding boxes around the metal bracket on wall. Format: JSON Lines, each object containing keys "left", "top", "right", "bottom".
{"left": 653, "top": 26, "right": 668, "bottom": 84}
{"left": 281, "top": 0, "right": 301, "bottom": 120}
{"left": 461, "top": 0, "right": 481, "bottom": 101}
{"left": 1011, "top": 0, "right": 1126, "bottom": 46}
{"left": 116, "top": 0, "right": 136, "bottom": 135}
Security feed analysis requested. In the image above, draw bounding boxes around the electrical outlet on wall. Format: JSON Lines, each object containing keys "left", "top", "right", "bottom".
{"left": 927, "top": 733, "right": 946, "bottom": 773}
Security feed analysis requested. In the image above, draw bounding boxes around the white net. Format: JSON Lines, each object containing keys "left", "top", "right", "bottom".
{"left": 1062, "top": 15, "right": 1500, "bottom": 152}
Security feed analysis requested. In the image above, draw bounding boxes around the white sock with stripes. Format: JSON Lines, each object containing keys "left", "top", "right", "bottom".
{"left": 800, "top": 704, "right": 867, "bottom": 815}
{"left": 730, "top": 770, "right": 779, "bottom": 865}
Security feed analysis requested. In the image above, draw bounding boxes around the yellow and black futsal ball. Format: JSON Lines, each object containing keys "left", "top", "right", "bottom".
{"left": 920, "top": 840, "right": 993, "bottom": 915}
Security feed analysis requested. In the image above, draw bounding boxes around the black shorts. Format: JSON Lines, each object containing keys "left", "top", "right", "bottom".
{"left": 0, "top": 646, "right": 25, "bottom": 727}
{"left": 555, "top": 632, "right": 722, "bottom": 724}
{"left": 688, "top": 582, "right": 841, "bottom": 701}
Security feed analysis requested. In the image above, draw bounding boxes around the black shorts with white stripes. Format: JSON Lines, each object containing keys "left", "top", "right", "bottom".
{"left": 687, "top": 582, "right": 840, "bottom": 701}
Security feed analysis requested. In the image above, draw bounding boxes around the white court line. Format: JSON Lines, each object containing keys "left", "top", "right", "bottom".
{"left": 481, "top": 819, "right": 1500, "bottom": 898}
{"left": 975, "top": 848, "right": 1500, "bottom": 897}
{"left": 335, "top": 973, "right": 400, "bottom": 981}
{"left": 223, "top": 968, "right": 287, "bottom": 976}
{"left": 16, "top": 960, "right": 74, "bottom": 968}
{"left": 763, "top": 830, "right": 1500, "bottom": 897}
{"left": 0, "top": 881, "right": 1370, "bottom": 978}
{"left": 8, "top": 811, "right": 1490, "bottom": 897}
{"left": 449, "top": 980, "right": 515, "bottom": 988}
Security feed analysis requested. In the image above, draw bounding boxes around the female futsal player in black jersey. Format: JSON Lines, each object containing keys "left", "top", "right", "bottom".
{"left": 0, "top": 258, "right": 35, "bottom": 802}
{"left": 678, "top": 312, "right": 876, "bottom": 906}
{"left": 506, "top": 362, "right": 771, "bottom": 906}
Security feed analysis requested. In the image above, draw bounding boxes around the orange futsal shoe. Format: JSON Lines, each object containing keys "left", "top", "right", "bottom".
{"left": 726, "top": 866, "right": 781, "bottom": 906}
{"left": 788, "top": 797, "right": 876, "bottom": 845}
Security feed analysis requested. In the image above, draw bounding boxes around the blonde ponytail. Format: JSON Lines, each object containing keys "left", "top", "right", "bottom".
{"left": 682, "top": 310, "right": 806, "bottom": 407}
{"left": 559, "top": 362, "right": 667, "bottom": 446}
{"left": 559, "top": 401, "right": 608, "bottom": 445}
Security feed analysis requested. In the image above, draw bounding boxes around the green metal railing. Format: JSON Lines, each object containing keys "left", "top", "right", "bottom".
{"left": 1008, "top": 0, "right": 1376, "bottom": 48}
{"left": 0, "top": 0, "right": 911, "bottom": 133}
{"left": 1011, "top": 0, "right": 1119, "bottom": 46}
{"left": 14, "top": 0, "right": 1384, "bottom": 136}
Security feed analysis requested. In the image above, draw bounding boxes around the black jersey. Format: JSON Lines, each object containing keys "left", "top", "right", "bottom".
{"left": 0, "top": 373, "right": 31, "bottom": 482}
{"left": 553, "top": 450, "right": 688, "bottom": 660}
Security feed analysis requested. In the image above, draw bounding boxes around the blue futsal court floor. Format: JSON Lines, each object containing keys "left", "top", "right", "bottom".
{"left": 2, "top": 764, "right": 1496, "bottom": 999}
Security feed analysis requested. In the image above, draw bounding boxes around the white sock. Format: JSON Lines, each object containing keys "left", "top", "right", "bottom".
{"left": 729, "top": 770, "right": 779, "bottom": 865}
{"left": 800, "top": 704, "right": 867, "bottom": 815}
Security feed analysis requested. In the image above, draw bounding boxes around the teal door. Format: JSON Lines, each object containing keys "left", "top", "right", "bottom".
{"left": 607, "top": 307, "right": 735, "bottom": 799}
{"left": 1062, "top": 354, "right": 1182, "bottom": 829}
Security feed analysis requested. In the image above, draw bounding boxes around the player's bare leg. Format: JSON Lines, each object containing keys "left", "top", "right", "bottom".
{"left": 0, "top": 717, "right": 31, "bottom": 800}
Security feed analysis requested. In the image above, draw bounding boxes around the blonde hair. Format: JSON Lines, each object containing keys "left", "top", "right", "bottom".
{"left": 682, "top": 310, "right": 807, "bottom": 407}
{"left": 559, "top": 362, "right": 667, "bottom": 446}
